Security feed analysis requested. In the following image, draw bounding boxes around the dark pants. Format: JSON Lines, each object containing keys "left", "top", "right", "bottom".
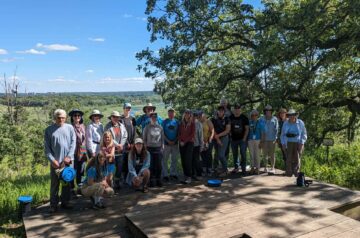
{"left": 122, "top": 152, "right": 129, "bottom": 181}
{"left": 192, "top": 146, "right": 202, "bottom": 176}
{"left": 231, "top": 140, "right": 247, "bottom": 171}
{"left": 180, "top": 142, "right": 194, "bottom": 178}
{"left": 201, "top": 145, "right": 213, "bottom": 172}
{"left": 115, "top": 154, "right": 123, "bottom": 180}
{"left": 50, "top": 166, "right": 71, "bottom": 207}
{"left": 147, "top": 147, "right": 163, "bottom": 181}
{"left": 74, "top": 154, "right": 86, "bottom": 185}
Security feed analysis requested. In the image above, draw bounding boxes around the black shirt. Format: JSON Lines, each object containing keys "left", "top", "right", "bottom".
{"left": 229, "top": 114, "right": 249, "bottom": 140}
{"left": 211, "top": 116, "right": 230, "bottom": 135}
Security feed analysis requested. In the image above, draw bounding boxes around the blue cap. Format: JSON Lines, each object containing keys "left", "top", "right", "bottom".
{"left": 18, "top": 195, "right": 33, "bottom": 203}
{"left": 62, "top": 167, "right": 76, "bottom": 182}
{"left": 123, "top": 102, "right": 132, "bottom": 108}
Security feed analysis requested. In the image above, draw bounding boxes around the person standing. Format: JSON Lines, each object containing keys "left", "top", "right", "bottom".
{"left": 162, "top": 108, "right": 180, "bottom": 182}
{"left": 192, "top": 110, "right": 204, "bottom": 179}
{"left": 104, "top": 111, "right": 128, "bottom": 188}
{"left": 199, "top": 111, "right": 214, "bottom": 176}
{"left": 259, "top": 105, "right": 279, "bottom": 173}
{"left": 211, "top": 106, "right": 231, "bottom": 177}
{"left": 248, "top": 110, "right": 263, "bottom": 175}
{"left": 136, "top": 103, "right": 163, "bottom": 134}
{"left": 277, "top": 108, "right": 288, "bottom": 167}
{"left": 280, "top": 109, "right": 307, "bottom": 177}
{"left": 143, "top": 112, "right": 164, "bottom": 187}
{"left": 69, "top": 109, "right": 87, "bottom": 186}
{"left": 86, "top": 110, "right": 104, "bottom": 158}
{"left": 44, "top": 109, "right": 76, "bottom": 212}
{"left": 121, "top": 102, "right": 136, "bottom": 185}
{"left": 229, "top": 104, "right": 249, "bottom": 175}
{"left": 179, "top": 109, "right": 195, "bottom": 184}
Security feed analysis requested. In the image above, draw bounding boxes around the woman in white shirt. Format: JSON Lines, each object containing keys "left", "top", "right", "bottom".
{"left": 86, "top": 110, "right": 104, "bottom": 158}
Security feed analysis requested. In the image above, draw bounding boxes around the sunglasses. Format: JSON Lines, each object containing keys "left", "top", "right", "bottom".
{"left": 73, "top": 114, "right": 81, "bottom": 117}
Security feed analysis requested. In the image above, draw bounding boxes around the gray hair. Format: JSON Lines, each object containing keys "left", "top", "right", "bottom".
{"left": 53, "top": 109, "right": 67, "bottom": 120}
{"left": 250, "top": 109, "right": 259, "bottom": 116}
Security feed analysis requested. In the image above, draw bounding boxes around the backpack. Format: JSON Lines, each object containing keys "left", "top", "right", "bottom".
{"left": 297, "top": 172, "right": 313, "bottom": 187}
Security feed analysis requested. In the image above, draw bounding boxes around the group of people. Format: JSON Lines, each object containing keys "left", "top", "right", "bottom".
{"left": 44, "top": 100, "right": 307, "bottom": 212}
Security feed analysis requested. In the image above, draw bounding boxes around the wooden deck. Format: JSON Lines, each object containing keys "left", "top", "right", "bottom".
{"left": 23, "top": 172, "right": 360, "bottom": 238}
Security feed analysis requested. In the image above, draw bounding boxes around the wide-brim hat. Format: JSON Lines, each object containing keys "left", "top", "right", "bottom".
{"left": 264, "top": 104, "right": 273, "bottom": 112}
{"left": 69, "top": 109, "right": 84, "bottom": 117}
{"left": 287, "top": 109, "right": 298, "bottom": 116}
{"left": 108, "top": 111, "right": 121, "bottom": 120}
{"left": 89, "top": 109, "right": 103, "bottom": 119}
{"left": 143, "top": 103, "right": 156, "bottom": 113}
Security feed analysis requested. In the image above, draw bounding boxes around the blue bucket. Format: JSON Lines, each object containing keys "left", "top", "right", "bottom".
{"left": 61, "top": 167, "right": 76, "bottom": 182}
{"left": 18, "top": 195, "right": 33, "bottom": 217}
{"left": 207, "top": 179, "right": 222, "bottom": 187}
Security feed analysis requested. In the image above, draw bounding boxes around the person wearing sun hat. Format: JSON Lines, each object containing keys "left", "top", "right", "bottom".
{"left": 104, "top": 111, "right": 128, "bottom": 188}
{"left": 69, "top": 109, "right": 87, "bottom": 186}
{"left": 136, "top": 102, "right": 163, "bottom": 134}
{"left": 259, "top": 104, "right": 279, "bottom": 173}
{"left": 86, "top": 109, "right": 104, "bottom": 158}
{"left": 280, "top": 109, "right": 307, "bottom": 177}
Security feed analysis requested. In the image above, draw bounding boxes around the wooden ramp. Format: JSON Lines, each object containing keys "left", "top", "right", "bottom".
{"left": 125, "top": 174, "right": 360, "bottom": 238}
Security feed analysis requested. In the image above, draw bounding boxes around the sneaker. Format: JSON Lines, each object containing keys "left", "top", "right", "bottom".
{"left": 163, "top": 176, "right": 170, "bottom": 182}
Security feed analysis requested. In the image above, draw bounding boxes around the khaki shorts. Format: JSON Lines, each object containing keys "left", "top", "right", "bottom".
{"left": 262, "top": 141, "right": 276, "bottom": 157}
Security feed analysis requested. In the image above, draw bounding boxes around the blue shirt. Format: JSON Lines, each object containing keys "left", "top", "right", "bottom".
{"left": 162, "top": 118, "right": 179, "bottom": 144}
{"left": 85, "top": 165, "right": 110, "bottom": 184}
{"left": 136, "top": 114, "right": 163, "bottom": 133}
{"left": 260, "top": 116, "right": 279, "bottom": 141}
{"left": 280, "top": 119, "right": 307, "bottom": 145}
{"left": 248, "top": 119, "right": 263, "bottom": 141}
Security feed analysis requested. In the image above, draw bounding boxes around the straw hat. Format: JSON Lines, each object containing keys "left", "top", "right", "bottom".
{"left": 108, "top": 111, "right": 121, "bottom": 120}
{"left": 287, "top": 109, "right": 298, "bottom": 116}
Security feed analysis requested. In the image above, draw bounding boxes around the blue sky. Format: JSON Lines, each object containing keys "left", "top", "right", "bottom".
{"left": 0, "top": 0, "right": 262, "bottom": 93}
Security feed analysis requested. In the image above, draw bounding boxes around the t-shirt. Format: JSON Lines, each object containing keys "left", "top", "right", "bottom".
{"left": 134, "top": 154, "right": 144, "bottom": 173}
{"left": 86, "top": 165, "right": 109, "bottom": 183}
{"left": 162, "top": 118, "right": 179, "bottom": 144}
{"left": 211, "top": 116, "right": 230, "bottom": 135}
{"left": 229, "top": 114, "right": 249, "bottom": 140}
{"left": 121, "top": 116, "right": 136, "bottom": 145}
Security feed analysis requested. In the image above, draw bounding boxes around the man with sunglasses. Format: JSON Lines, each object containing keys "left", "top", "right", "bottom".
{"left": 121, "top": 102, "right": 136, "bottom": 185}
{"left": 44, "top": 109, "right": 76, "bottom": 213}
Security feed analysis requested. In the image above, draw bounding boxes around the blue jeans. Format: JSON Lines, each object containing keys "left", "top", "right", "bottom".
{"left": 231, "top": 140, "right": 247, "bottom": 171}
{"left": 214, "top": 136, "right": 229, "bottom": 172}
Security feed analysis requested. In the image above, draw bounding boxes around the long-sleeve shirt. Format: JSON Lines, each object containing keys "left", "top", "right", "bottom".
{"left": 260, "top": 116, "right": 279, "bottom": 141}
{"left": 280, "top": 119, "right": 307, "bottom": 145}
{"left": 143, "top": 123, "right": 164, "bottom": 148}
{"left": 179, "top": 120, "right": 195, "bottom": 143}
{"left": 44, "top": 123, "right": 76, "bottom": 163}
{"left": 86, "top": 122, "right": 104, "bottom": 154}
{"left": 194, "top": 120, "right": 204, "bottom": 148}
{"left": 126, "top": 151, "right": 151, "bottom": 185}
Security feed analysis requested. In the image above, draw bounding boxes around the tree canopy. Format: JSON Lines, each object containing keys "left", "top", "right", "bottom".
{"left": 137, "top": 0, "right": 360, "bottom": 144}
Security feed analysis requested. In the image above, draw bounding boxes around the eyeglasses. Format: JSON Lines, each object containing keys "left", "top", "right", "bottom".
{"left": 125, "top": 107, "right": 131, "bottom": 110}
{"left": 73, "top": 114, "right": 81, "bottom": 117}
{"left": 57, "top": 117, "right": 66, "bottom": 120}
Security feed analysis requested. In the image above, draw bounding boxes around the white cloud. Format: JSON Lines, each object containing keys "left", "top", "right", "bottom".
{"left": 99, "top": 77, "right": 150, "bottom": 83}
{"left": 88, "top": 37, "right": 105, "bottom": 42}
{"left": 136, "top": 17, "right": 147, "bottom": 22}
{"left": 0, "top": 57, "right": 24, "bottom": 63}
{"left": 48, "top": 76, "right": 77, "bottom": 83}
{"left": 123, "top": 14, "right": 133, "bottom": 18}
{"left": 36, "top": 43, "right": 79, "bottom": 52}
{"left": 16, "top": 49, "right": 46, "bottom": 55}
{"left": 0, "top": 49, "right": 8, "bottom": 55}
{"left": 85, "top": 69, "right": 94, "bottom": 73}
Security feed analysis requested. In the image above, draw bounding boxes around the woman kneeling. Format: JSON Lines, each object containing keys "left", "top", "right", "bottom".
{"left": 81, "top": 153, "right": 114, "bottom": 209}
{"left": 126, "top": 138, "right": 150, "bottom": 193}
